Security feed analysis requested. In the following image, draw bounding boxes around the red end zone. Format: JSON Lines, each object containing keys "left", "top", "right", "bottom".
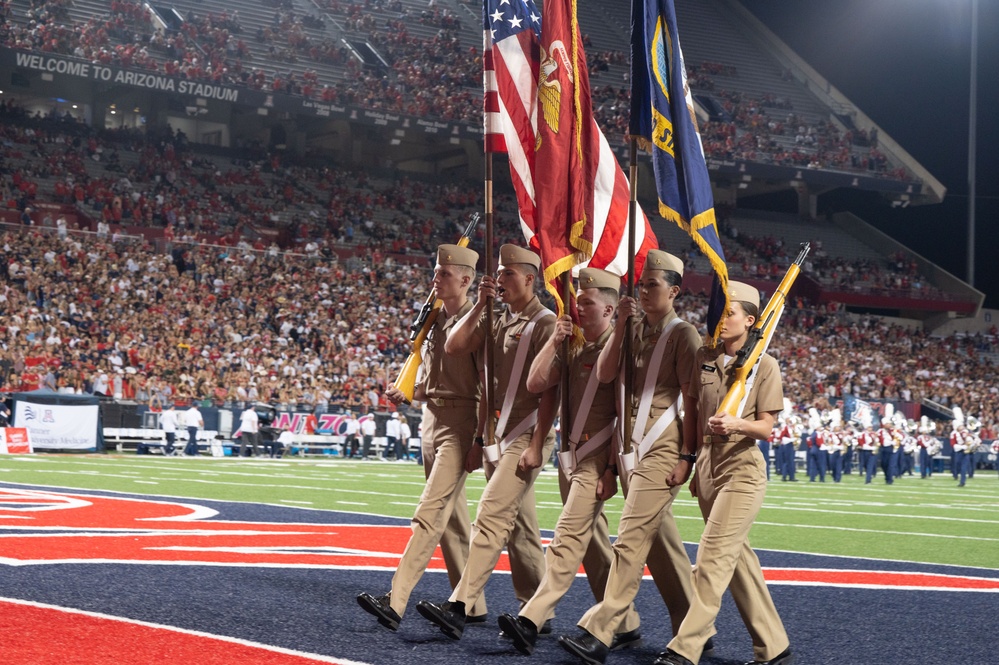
{"left": 0, "top": 598, "right": 368, "bottom": 665}
{"left": 2, "top": 488, "right": 998, "bottom": 591}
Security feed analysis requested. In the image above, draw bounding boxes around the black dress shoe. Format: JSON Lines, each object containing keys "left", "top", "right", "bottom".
{"left": 498, "top": 613, "right": 538, "bottom": 655}
{"left": 356, "top": 592, "right": 401, "bottom": 631}
{"left": 466, "top": 613, "right": 488, "bottom": 624}
{"left": 558, "top": 630, "right": 609, "bottom": 665}
{"left": 744, "top": 646, "right": 794, "bottom": 665}
{"left": 703, "top": 637, "right": 716, "bottom": 657}
{"left": 652, "top": 648, "right": 694, "bottom": 665}
{"left": 609, "top": 627, "right": 642, "bottom": 651}
{"left": 539, "top": 618, "right": 553, "bottom": 634}
{"left": 415, "top": 599, "right": 465, "bottom": 640}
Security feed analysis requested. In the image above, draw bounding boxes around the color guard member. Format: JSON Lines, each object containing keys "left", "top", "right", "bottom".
{"left": 655, "top": 280, "right": 793, "bottom": 665}
{"left": 356, "top": 244, "right": 488, "bottom": 629}
{"left": 415, "top": 244, "right": 557, "bottom": 640}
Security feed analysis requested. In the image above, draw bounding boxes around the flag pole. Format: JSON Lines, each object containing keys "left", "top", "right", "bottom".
{"left": 622, "top": 136, "right": 639, "bottom": 457}
{"left": 483, "top": 154, "right": 496, "bottom": 448}
{"left": 560, "top": 272, "right": 572, "bottom": 457}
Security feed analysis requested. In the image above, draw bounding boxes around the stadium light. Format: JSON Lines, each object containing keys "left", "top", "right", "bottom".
{"left": 966, "top": 0, "right": 978, "bottom": 286}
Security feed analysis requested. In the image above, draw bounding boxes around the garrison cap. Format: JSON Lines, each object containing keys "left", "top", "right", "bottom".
{"left": 577, "top": 267, "right": 622, "bottom": 293}
{"left": 498, "top": 244, "right": 541, "bottom": 270}
{"left": 728, "top": 280, "right": 760, "bottom": 309}
{"left": 644, "top": 249, "right": 684, "bottom": 276}
{"left": 436, "top": 244, "right": 478, "bottom": 269}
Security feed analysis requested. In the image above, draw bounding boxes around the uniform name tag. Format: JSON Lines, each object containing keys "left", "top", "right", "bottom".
{"left": 701, "top": 364, "right": 717, "bottom": 373}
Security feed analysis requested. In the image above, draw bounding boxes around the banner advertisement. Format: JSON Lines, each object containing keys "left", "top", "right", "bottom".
{"left": 0, "top": 428, "right": 32, "bottom": 454}
{"left": 13, "top": 401, "right": 99, "bottom": 450}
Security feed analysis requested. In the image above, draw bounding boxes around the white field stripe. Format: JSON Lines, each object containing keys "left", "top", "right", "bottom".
{"left": 673, "top": 514, "right": 999, "bottom": 544}
{"left": 0, "top": 480, "right": 414, "bottom": 523}
{"left": 759, "top": 504, "right": 999, "bottom": 525}
{"left": 23, "top": 470, "right": 426, "bottom": 497}
{"left": 0, "top": 529, "right": 328, "bottom": 536}
{"left": 748, "top": 518, "right": 999, "bottom": 542}
{"left": 0, "top": 596, "right": 374, "bottom": 664}
{"left": 768, "top": 580, "right": 999, "bottom": 592}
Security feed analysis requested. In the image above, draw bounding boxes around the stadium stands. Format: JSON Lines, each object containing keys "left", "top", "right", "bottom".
{"left": 0, "top": 1, "right": 992, "bottom": 444}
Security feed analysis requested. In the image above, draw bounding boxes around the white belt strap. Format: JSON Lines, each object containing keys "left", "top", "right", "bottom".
{"left": 559, "top": 421, "right": 614, "bottom": 475}
{"left": 559, "top": 357, "right": 612, "bottom": 474}
{"left": 486, "top": 410, "right": 538, "bottom": 464}
{"left": 632, "top": 317, "right": 684, "bottom": 459}
{"left": 486, "top": 308, "right": 554, "bottom": 464}
{"left": 495, "top": 308, "right": 553, "bottom": 440}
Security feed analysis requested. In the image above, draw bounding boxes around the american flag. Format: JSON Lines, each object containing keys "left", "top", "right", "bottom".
{"left": 483, "top": 0, "right": 657, "bottom": 278}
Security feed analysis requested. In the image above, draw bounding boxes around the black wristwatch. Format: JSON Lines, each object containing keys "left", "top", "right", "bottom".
{"left": 679, "top": 453, "right": 697, "bottom": 463}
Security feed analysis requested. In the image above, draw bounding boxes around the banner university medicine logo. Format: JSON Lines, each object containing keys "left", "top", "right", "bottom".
{"left": 0, "top": 488, "right": 997, "bottom": 593}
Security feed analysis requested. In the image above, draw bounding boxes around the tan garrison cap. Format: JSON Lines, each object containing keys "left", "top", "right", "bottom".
{"left": 498, "top": 244, "right": 541, "bottom": 270}
{"left": 728, "top": 280, "right": 760, "bottom": 309}
{"left": 645, "top": 249, "right": 684, "bottom": 276}
{"left": 436, "top": 244, "right": 478, "bottom": 269}
{"left": 578, "top": 267, "right": 621, "bottom": 292}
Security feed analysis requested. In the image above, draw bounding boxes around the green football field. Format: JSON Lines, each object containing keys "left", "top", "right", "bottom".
{"left": 2, "top": 454, "right": 997, "bottom": 570}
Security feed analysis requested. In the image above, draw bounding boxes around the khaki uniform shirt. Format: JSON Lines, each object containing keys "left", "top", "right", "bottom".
{"left": 419, "top": 299, "right": 480, "bottom": 403}
{"left": 689, "top": 347, "right": 783, "bottom": 484}
{"left": 629, "top": 310, "right": 701, "bottom": 413}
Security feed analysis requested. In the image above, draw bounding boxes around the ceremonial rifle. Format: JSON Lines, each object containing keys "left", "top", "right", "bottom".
{"left": 392, "top": 213, "right": 481, "bottom": 403}
{"left": 717, "top": 242, "right": 810, "bottom": 417}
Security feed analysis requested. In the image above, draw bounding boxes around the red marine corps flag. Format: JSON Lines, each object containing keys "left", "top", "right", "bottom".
{"left": 533, "top": 0, "right": 593, "bottom": 315}
{"left": 484, "top": 0, "right": 657, "bottom": 316}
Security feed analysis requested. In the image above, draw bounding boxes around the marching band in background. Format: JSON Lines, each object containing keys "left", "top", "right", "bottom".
{"left": 763, "top": 403, "right": 981, "bottom": 487}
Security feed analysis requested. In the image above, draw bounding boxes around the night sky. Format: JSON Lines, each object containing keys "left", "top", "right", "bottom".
{"left": 740, "top": 0, "right": 999, "bottom": 309}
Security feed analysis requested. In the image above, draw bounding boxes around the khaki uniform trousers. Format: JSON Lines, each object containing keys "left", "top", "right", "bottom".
{"left": 668, "top": 445, "right": 789, "bottom": 664}
{"left": 578, "top": 435, "right": 694, "bottom": 646}
{"left": 518, "top": 452, "right": 640, "bottom": 632}
{"left": 389, "top": 404, "right": 487, "bottom": 617}
{"left": 449, "top": 425, "right": 555, "bottom": 609}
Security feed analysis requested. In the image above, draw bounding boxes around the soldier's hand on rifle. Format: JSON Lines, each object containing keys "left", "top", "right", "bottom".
{"left": 708, "top": 413, "right": 741, "bottom": 437}
{"left": 384, "top": 385, "right": 407, "bottom": 405}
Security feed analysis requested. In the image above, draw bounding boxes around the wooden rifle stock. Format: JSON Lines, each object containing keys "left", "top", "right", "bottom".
{"left": 392, "top": 213, "right": 481, "bottom": 403}
{"left": 717, "top": 242, "right": 810, "bottom": 417}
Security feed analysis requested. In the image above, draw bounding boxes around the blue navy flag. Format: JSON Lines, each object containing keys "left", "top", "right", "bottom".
{"left": 630, "top": 0, "right": 729, "bottom": 340}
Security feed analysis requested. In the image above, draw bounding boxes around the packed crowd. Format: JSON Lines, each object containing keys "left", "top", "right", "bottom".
{"left": 719, "top": 222, "right": 944, "bottom": 299}
{"left": 0, "top": 0, "right": 913, "bottom": 180}
{"left": 0, "top": 213, "right": 995, "bottom": 437}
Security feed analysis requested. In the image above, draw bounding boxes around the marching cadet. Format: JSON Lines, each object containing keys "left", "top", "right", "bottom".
{"left": 654, "top": 281, "right": 793, "bottom": 665}
{"left": 415, "top": 244, "right": 557, "bottom": 640}
{"left": 559, "top": 250, "right": 702, "bottom": 665}
{"left": 356, "top": 243, "right": 488, "bottom": 629}
{"left": 497, "top": 268, "right": 642, "bottom": 656}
